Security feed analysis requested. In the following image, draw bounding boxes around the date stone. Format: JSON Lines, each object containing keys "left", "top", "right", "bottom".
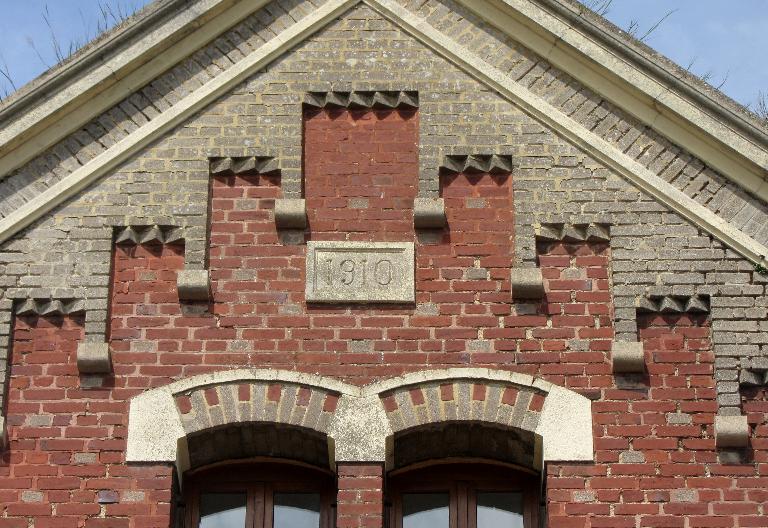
{"left": 305, "top": 241, "right": 415, "bottom": 303}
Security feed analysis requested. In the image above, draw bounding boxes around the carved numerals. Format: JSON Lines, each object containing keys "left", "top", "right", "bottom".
{"left": 306, "top": 242, "right": 414, "bottom": 303}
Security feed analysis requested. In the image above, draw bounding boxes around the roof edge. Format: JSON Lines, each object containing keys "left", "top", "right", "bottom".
{"left": 0, "top": 0, "right": 258, "bottom": 182}
{"left": 0, "top": 0, "right": 182, "bottom": 122}
{"left": 458, "top": 0, "right": 768, "bottom": 203}
{"left": 545, "top": 0, "right": 768, "bottom": 148}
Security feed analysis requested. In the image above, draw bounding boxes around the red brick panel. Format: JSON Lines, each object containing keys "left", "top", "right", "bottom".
{"left": 303, "top": 108, "right": 419, "bottom": 241}
{"left": 110, "top": 242, "right": 190, "bottom": 386}
{"left": 336, "top": 463, "right": 384, "bottom": 528}
{"left": 545, "top": 314, "right": 768, "bottom": 528}
{"left": 0, "top": 314, "right": 172, "bottom": 528}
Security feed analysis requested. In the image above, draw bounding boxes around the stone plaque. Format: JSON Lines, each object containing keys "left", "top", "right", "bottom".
{"left": 305, "top": 241, "right": 415, "bottom": 303}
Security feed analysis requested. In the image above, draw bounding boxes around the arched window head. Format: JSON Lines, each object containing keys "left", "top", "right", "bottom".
{"left": 183, "top": 462, "right": 336, "bottom": 528}
{"left": 387, "top": 462, "right": 540, "bottom": 528}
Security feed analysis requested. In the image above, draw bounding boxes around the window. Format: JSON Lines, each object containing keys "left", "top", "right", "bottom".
{"left": 184, "top": 463, "right": 335, "bottom": 528}
{"left": 387, "top": 463, "right": 539, "bottom": 528}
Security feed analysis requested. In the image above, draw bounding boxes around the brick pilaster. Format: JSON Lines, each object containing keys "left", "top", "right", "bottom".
{"left": 336, "top": 463, "right": 384, "bottom": 528}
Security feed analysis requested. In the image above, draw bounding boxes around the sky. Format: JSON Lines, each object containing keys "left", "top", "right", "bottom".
{"left": 0, "top": 0, "right": 766, "bottom": 110}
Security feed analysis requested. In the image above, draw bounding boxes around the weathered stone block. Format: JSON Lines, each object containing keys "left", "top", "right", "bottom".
{"left": 0, "top": 415, "right": 6, "bottom": 451}
{"left": 274, "top": 198, "right": 307, "bottom": 229}
{"left": 77, "top": 342, "right": 112, "bottom": 374}
{"left": 305, "top": 241, "right": 415, "bottom": 303}
{"left": 715, "top": 415, "right": 749, "bottom": 448}
{"left": 612, "top": 341, "right": 646, "bottom": 373}
{"left": 177, "top": 269, "right": 211, "bottom": 302}
{"left": 511, "top": 268, "right": 545, "bottom": 299}
{"left": 413, "top": 198, "right": 446, "bottom": 229}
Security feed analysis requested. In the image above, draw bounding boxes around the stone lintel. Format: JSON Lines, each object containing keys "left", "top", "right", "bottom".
{"left": 511, "top": 268, "right": 545, "bottom": 300}
{"left": 612, "top": 341, "right": 646, "bottom": 374}
{"left": 274, "top": 198, "right": 307, "bottom": 230}
{"left": 715, "top": 415, "right": 750, "bottom": 448}
{"left": 177, "top": 269, "right": 211, "bottom": 302}
{"left": 77, "top": 342, "right": 113, "bottom": 374}
{"left": 413, "top": 198, "right": 446, "bottom": 229}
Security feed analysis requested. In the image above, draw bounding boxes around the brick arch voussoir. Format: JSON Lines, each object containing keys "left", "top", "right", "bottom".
{"left": 380, "top": 380, "right": 545, "bottom": 435}
{"left": 175, "top": 381, "right": 340, "bottom": 436}
{"left": 361, "top": 368, "right": 594, "bottom": 466}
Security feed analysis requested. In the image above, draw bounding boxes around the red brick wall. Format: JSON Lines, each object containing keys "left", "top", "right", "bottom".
{"left": 548, "top": 314, "right": 768, "bottom": 528}
{"left": 2, "top": 108, "right": 767, "bottom": 528}
{"left": 0, "top": 313, "right": 172, "bottom": 528}
{"left": 336, "top": 464, "right": 384, "bottom": 528}
{"left": 303, "top": 108, "right": 418, "bottom": 241}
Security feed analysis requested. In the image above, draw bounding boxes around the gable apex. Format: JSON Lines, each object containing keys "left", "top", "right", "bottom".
{"left": 0, "top": 0, "right": 766, "bottom": 269}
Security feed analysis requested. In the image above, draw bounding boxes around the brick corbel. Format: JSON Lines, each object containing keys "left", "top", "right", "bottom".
{"left": 635, "top": 294, "right": 711, "bottom": 314}
{"left": 14, "top": 298, "right": 86, "bottom": 316}
{"left": 534, "top": 222, "right": 611, "bottom": 244}
{"left": 208, "top": 153, "right": 308, "bottom": 237}
{"left": 739, "top": 358, "right": 768, "bottom": 387}
{"left": 114, "top": 225, "right": 210, "bottom": 304}
{"left": 11, "top": 296, "right": 111, "bottom": 377}
{"left": 303, "top": 90, "right": 418, "bottom": 110}
{"left": 440, "top": 154, "right": 513, "bottom": 174}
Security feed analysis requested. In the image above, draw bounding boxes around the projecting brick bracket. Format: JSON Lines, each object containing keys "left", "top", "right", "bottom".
{"left": 635, "top": 294, "right": 710, "bottom": 314}
{"left": 413, "top": 197, "right": 446, "bottom": 229}
{"left": 274, "top": 198, "right": 308, "bottom": 230}
{"left": 439, "top": 154, "right": 513, "bottom": 175}
{"left": 535, "top": 222, "right": 611, "bottom": 243}
{"left": 612, "top": 341, "right": 646, "bottom": 374}
{"left": 177, "top": 269, "right": 211, "bottom": 302}
{"left": 715, "top": 415, "right": 750, "bottom": 448}
{"left": 510, "top": 267, "right": 545, "bottom": 300}
{"left": 77, "top": 342, "right": 112, "bottom": 374}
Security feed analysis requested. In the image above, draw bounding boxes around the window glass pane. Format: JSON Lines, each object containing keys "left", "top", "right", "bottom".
{"left": 273, "top": 493, "right": 321, "bottom": 528}
{"left": 402, "top": 493, "right": 449, "bottom": 528}
{"left": 476, "top": 492, "right": 524, "bottom": 528}
{"left": 199, "top": 493, "right": 247, "bottom": 528}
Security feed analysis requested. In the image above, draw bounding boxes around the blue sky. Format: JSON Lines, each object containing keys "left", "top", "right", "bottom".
{"left": 0, "top": 0, "right": 766, "bottom": 110}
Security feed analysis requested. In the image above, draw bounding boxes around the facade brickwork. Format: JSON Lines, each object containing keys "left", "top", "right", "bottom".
{"left": 1, "top": 1, "right": 767, "bottom": 527}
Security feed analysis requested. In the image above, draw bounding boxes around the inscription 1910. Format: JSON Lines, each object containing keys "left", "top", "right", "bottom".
{"left": 305, "top": 241, "right": 415, "bottom": 303}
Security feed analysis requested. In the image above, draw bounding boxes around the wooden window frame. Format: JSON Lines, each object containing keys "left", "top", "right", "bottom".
{"left": 184, "top": 462, "right": 336, "bottom": 528}
{"left": 387, "top": 463, "right": 539, "bottom": 528}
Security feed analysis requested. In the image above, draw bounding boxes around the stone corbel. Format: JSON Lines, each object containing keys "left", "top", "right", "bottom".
{"left": 177, "top": 269, "right": 211, "bottom": 302}
{"left": 510, "top": 268, "right": 545, "bottom": 300}
{"left": 0, "top": 415, "right": 7, "bottom": 451}
{"left": 274, "top": 198, "right": 308, "bottom": 230}
{"left": 413, "top": 198, "right": 446, "bottom": 229}
{"left": 715, "top": 415, "right": 750, "bottom": 448}
{"left": 612, "top": 341, "right": 646, "bottom": 374}
{"left": 77, "top": 342, "right": 112, "bottom": 374}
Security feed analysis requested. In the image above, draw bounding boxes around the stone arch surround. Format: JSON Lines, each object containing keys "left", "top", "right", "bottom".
{"left": 127, "top": 368, "right": 593, "bottom": 471}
